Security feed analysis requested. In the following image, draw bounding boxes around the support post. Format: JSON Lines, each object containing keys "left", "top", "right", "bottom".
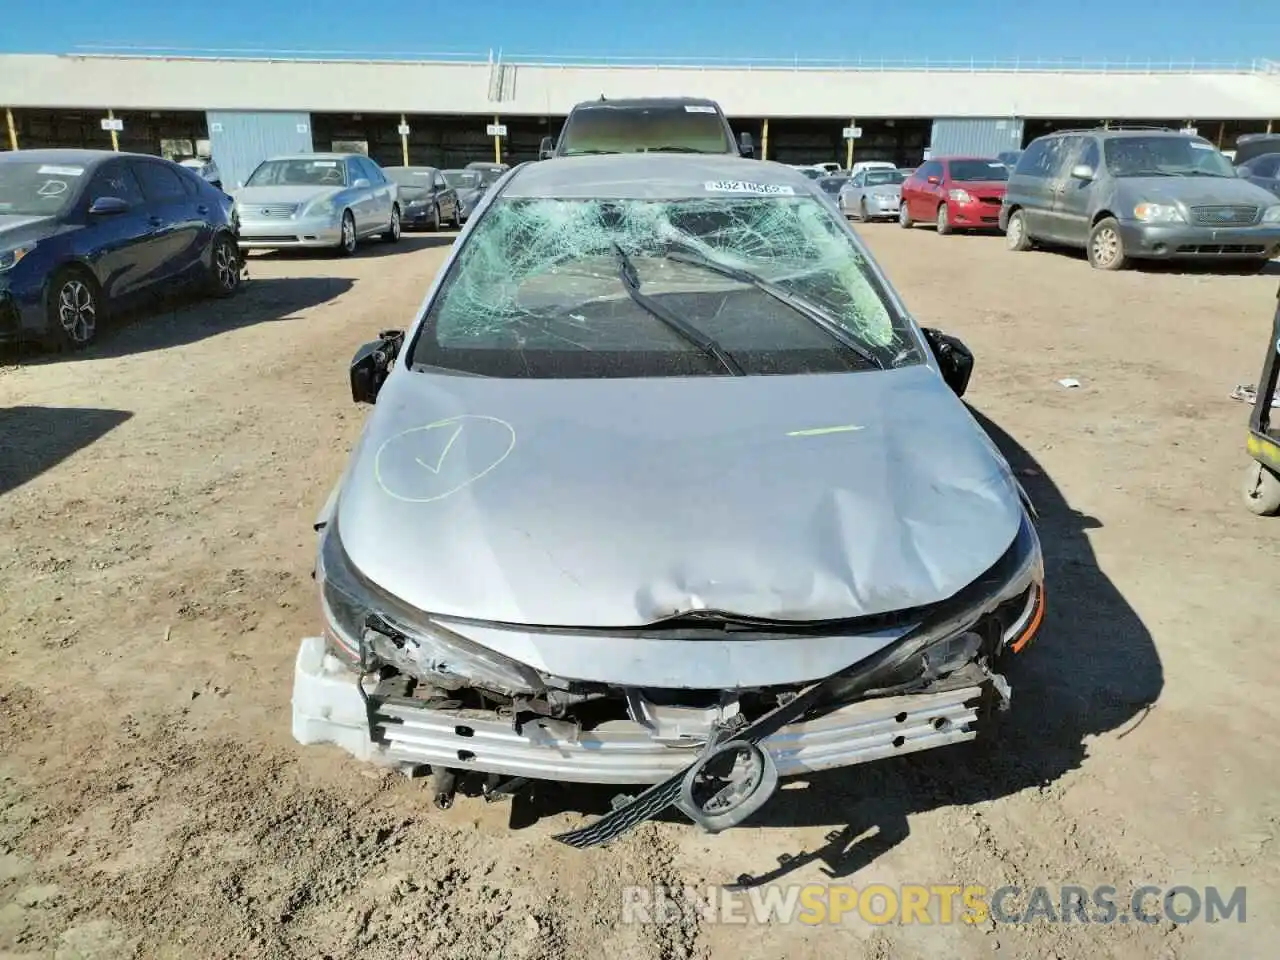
{"left": 493, "top": 113, "right": 501, "bottom": 164}
{"left": 400, "top": 113, "right": 409, "bottom": 166}
{"left": 4, "top": 107, "right": 17, "bottom": 151}
{"left": 760, "top": 118, "right": 769, "bottom": 161}
{"left": 1268, "top": 119, "right": 1274, "bottom": 134}
{"left": 108, "top": 108, "right": 119, "bottom": 151}
{"left": 1217, "top": 121, "right": 1225, "bottom": 148}
{"left": 845, "top": 118, "right": 854, "bottom": 170}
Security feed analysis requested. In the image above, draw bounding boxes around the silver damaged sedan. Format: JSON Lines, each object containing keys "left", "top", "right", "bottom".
{"left": 233, "top": 153, "right": 401, "bottom": 254}
{"left": 293, "top": 154, "right": 1046, "bottom": 846}
{"left": 840, "top": 166, "right": 907, "bottom": 221}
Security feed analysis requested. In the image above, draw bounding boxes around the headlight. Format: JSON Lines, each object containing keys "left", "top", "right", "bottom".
{"left": 0, "top": 244, "right": 35, "bottom": 272}
{"left": 948, "top": 188, "right": 973, "bottom": 203}
{"left": 1262, "top": 205, "right": 1280, "bottom": 223}
{"left": 317, "top": 521, "right": 543, "bottom": 696}
{"left": 1133, "top": 202, "right": 1184, "bottom": 223}
{"left": 304, "top": 196, "right": 339, "bottom": 219}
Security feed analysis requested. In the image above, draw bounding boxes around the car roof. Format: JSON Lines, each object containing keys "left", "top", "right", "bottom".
{"left": 0, "top": 148, "right": 133, "bottom": 167}
{"left": 1040, "top": 127, "right": 1190, "bottom": 140}
{"left": 264, "top": 152, "right": 361, "bottom": 161}
{"left": 569, "top": 96, "right": 722, "bottom": 110}
{"left": 503, "top": 154, "right": 817, "bottom": 201}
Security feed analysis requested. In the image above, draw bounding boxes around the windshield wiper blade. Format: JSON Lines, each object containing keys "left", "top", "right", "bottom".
{"left": 610, "top": 242, "right": 743, "bottom": 376}
{"left": 643, "top": 145, "right": 707, "bottom": 153}
{"left": 661, "top": 244, "right": 885, "bottom": 370}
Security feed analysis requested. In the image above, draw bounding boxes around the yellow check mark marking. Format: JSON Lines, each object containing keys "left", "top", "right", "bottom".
{"left": 414, "top": 421, "right": 464, "bottom": 474}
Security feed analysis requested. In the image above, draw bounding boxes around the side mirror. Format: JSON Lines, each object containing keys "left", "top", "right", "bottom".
{"left": 926, "top": 175, "right": 941, "bottom": 185}
{"left": 1070, "top": 164, "right": 1095, "bottom": 181}
{"left": 1237, "top": 166, "right": 1252, "bottom": 177}
{"left": 350, "top": 329, "right": 405, "bottom": 404}
{"left": 87, "top": 196, "right": 130, "bottom": 216}
{"left": 922, "top": 327, "right": 974, "bottom": 398}
{"left": 352, "top": 177, "right": 371, "bottom": 189}
{"left": 235, "top": 180, "right": 244, "bottom": 189}
{"left": 539, "top": 136, "right": 554, "bottom": 160}
{"left": 739, "top": 131, "right": 755, "bottom": 158}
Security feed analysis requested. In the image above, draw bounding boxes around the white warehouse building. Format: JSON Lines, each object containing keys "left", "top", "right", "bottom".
{"left": 1, "top": 51, "right": 1277, "bottom": 186}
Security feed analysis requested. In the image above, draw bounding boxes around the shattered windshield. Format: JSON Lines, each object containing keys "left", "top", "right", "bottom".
{"left": 0, "top": 159, "right": 86, "bottom": 216}
{"left": 410, "top": 194, "right": 923, "bottom": 378}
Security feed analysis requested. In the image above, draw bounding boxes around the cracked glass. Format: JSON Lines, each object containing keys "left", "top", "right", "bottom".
{"left": 411, "top": 194, "right": 924, "bottom": 379}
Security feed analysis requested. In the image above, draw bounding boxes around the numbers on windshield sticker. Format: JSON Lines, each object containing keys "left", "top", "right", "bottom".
{"left": 704, "top": 180, "right": 796, "bottom": 195}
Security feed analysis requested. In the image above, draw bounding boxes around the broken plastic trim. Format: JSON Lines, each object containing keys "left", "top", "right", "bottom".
{"left": 553, "top": 511, "right": 1040, "bottom": 847}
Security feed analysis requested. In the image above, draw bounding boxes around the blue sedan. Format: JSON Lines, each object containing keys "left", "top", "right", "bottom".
{"left": 0, "top": 149, "right": 242, "bottom": 351}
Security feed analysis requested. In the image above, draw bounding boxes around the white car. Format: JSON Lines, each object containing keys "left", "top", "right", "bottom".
{"left": 179, "top": 156, "right": 223, "bottom": 191}
{"left": 850, "top": 160, "right": 898, "bottom": 177}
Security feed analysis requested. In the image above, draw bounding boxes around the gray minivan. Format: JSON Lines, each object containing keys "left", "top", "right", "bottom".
{"left": 1000, "top": 127, "right": 1280, "bottom": 270}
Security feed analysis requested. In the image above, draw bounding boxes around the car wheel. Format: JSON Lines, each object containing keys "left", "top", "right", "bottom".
{"left": 430, "top": 203, "right": 441, "bottom": 232}
{"left": 898, "top": 203, "right": 914, "bottom": 229}
{"left": 936, "top": 204, "right": 952, "bottom": 235}
{"left": 337, "top": 211, "right": 358, "bottom": 256}
{"left": 207, "top": 233, "right": 242, "bottom": 298}
{"left": 1005, "top": 209, "right": 1033, "bottom": 251}
{"left": 1242, "top": 461, "right": 1280, "bottom": 516}
{"left": 383, "top": 205, "right": 401, "bottom": 243}
{"left": 1087, "top": 217, "right": 1127, "bottom": 270}
{"left": 46, "top": 267, "right": 101, "bottom": 350}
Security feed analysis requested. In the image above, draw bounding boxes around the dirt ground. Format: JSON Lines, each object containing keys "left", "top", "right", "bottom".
{"left": 2, "top": 223, "right": 1279, "bottom": 960}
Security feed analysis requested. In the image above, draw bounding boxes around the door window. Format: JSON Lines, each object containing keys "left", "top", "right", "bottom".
{"left": 1047, "top": 137, "right": 1084, "bottom": 179}
{"left": 132, "top": 161, "right": 187, "bottom": 203}
{"left": 86, "top": 163, "right": 145, "bottom": 208}
{"left": 1077, "top": 138, "right": 1101, "bottom": 173}
{"left": 1247, "top": 155, "right": 1280, "bottom": 178}
{"left": 1014, "top": 139, "right": 1063, "bottom": 178}
{"left": 433, "top": 173, "right": 447, "bottom": 189}
{"left": 358, "top": 157, "right": 385, "bottom": 184}
{"left": 918, "top": 161, "right": 943, "bottom": 181}
{"left": 348, "top": 159, "right": 368, "bottom": 184}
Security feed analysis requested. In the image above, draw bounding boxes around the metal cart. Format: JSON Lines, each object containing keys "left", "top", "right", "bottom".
{"left": 1243, "top": 287, "right": 1280, "bottom": 516}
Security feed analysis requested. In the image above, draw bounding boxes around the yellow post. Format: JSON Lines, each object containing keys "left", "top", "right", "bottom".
{"left": 1268, "top": 119, "right": 1274, "bottom": 134}
{"left": 4, "top": 108, "right": 17, "bottom": 151}
{"left": 400, "top": 113, "right": 409, "bottom": 166}
{"left": 760, "top": 118, "right": 769, "bottom": 161}
{"left": 1102, "top": 119, "right": 1110, "bottom": 129}
{"left": 845, "top": 119, "right": 854, "bottom": 171}
{"left": 493, "top": 113, "right": 501, "bottom": 164}
{"left": 108, "top": 108, "right": 119, "bottom": 151}
{"left": 1217, "top": 121, "right": 1225, "bottom": 148}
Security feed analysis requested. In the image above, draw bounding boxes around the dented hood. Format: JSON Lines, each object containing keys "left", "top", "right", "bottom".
{"left": 337, "top": 364, "right": 1023, "bottom": 627}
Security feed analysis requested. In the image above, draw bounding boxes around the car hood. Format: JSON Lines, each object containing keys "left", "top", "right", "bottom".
{"left": 335, "top": 363, "right": 1024, "bottom": 628}
{"left": 0, "top": 214, "right": 59, "bottom": 246}
{"left": 232, "top": 185, "right": 342, "bottom": 207}
{"left": 862, "top": 184, "right": 903, "bottom": 198}
{"left": 1117, "top": 175, "right": 1278, "bottom": 207}
{"left": 955, "top": 180, "right": 1007, "bottom": 193}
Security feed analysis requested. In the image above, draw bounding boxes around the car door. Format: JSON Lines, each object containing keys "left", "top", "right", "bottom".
{"left": 1011, "top": 139, "right": 1059, "bottom": 238}
{"left": 359, "top": 158, "right": 394, "bottom": 232}
{"left": 345, "top": 158, "right": 374, "bottom": 235}
{"left": 129, "top": 159, "right": 208, "bottom": 286}
{"left": 431, "top": 171, "right": 453, "bottom": 219}
{"left": 917, "top": 161, "right": 945, "bottom": 217}
{"left": 845, "top": 170, "right": 865, "bottom": 211}
{"left": 78, "top": 161, "right": 162, "bottom": 303}
{"left": 1039, "top": 136, "right": 1085, "bottom": 243}
{"left": 1053, "top": 137, "right": 1099, "bottom": 245}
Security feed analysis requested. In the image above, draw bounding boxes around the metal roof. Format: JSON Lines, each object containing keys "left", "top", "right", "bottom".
{"left": 1, "top": 53, "right": 1278, "bottom": 119}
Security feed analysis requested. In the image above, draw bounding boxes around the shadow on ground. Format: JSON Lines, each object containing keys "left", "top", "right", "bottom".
{"left": 3, "top": 275, "right": 354, "bottom": 365}
{"left": 0, "top": 406, "right": 133, "bottom": 496}
{"left": 516, "top": 408, "right": 1164, "bottom": 875}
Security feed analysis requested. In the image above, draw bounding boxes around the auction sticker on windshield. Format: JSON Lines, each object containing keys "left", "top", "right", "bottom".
{"left": 37, "top": 165, "right": 84, "bottom": 177}
{"left": 704, "top": 181, "right": 796, "bottom": 195}
{"left": 685, "top": 105, "right": 717, "bottom": 113}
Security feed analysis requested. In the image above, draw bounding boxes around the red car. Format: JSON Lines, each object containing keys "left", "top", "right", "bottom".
{"left": 899, "top": 156, "right": 1010, "bottom": 234}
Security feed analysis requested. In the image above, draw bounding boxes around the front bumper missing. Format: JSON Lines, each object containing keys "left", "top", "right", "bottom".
{"left": 292, "top": 635, "right": 993, "bottom": 839}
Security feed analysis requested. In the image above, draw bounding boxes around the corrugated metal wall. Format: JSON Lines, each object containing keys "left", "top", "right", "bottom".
{"left": 929, "top": 117, "right": 1025, "bottom": 157}
{"left": 206, "top": 111, "right": 313, "bottom": 188}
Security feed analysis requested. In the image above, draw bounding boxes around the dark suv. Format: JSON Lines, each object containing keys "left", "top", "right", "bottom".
{"left": 539, "top": 97, "right": 754, "bottom": 159}
{"left": 1000, "top": 127, "right": 1280, "bottom": 270}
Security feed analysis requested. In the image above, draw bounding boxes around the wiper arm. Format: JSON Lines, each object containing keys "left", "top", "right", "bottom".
{"left": 643, "top": 145, "right": 706, "bottom": 153}
{"left": 611, "top": 242, "right": 743, "bottom": 376}
{"left": 662, "top": 244, "right": 885, "bottom": 370}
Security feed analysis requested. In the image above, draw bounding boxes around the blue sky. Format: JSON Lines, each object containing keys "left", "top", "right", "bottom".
{"left": 2, "top": 0, "right": 1276, "bottom": 63}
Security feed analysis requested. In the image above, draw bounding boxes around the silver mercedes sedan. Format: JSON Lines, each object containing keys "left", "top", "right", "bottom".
{"left": 840, "top": 166, "right": 907, "bottom": 221}
{"left": 292, "top": 154, "right": 1046, "bottom": 846}
{"left": 233, "top": 153, "right": 401, "bottom": 254}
